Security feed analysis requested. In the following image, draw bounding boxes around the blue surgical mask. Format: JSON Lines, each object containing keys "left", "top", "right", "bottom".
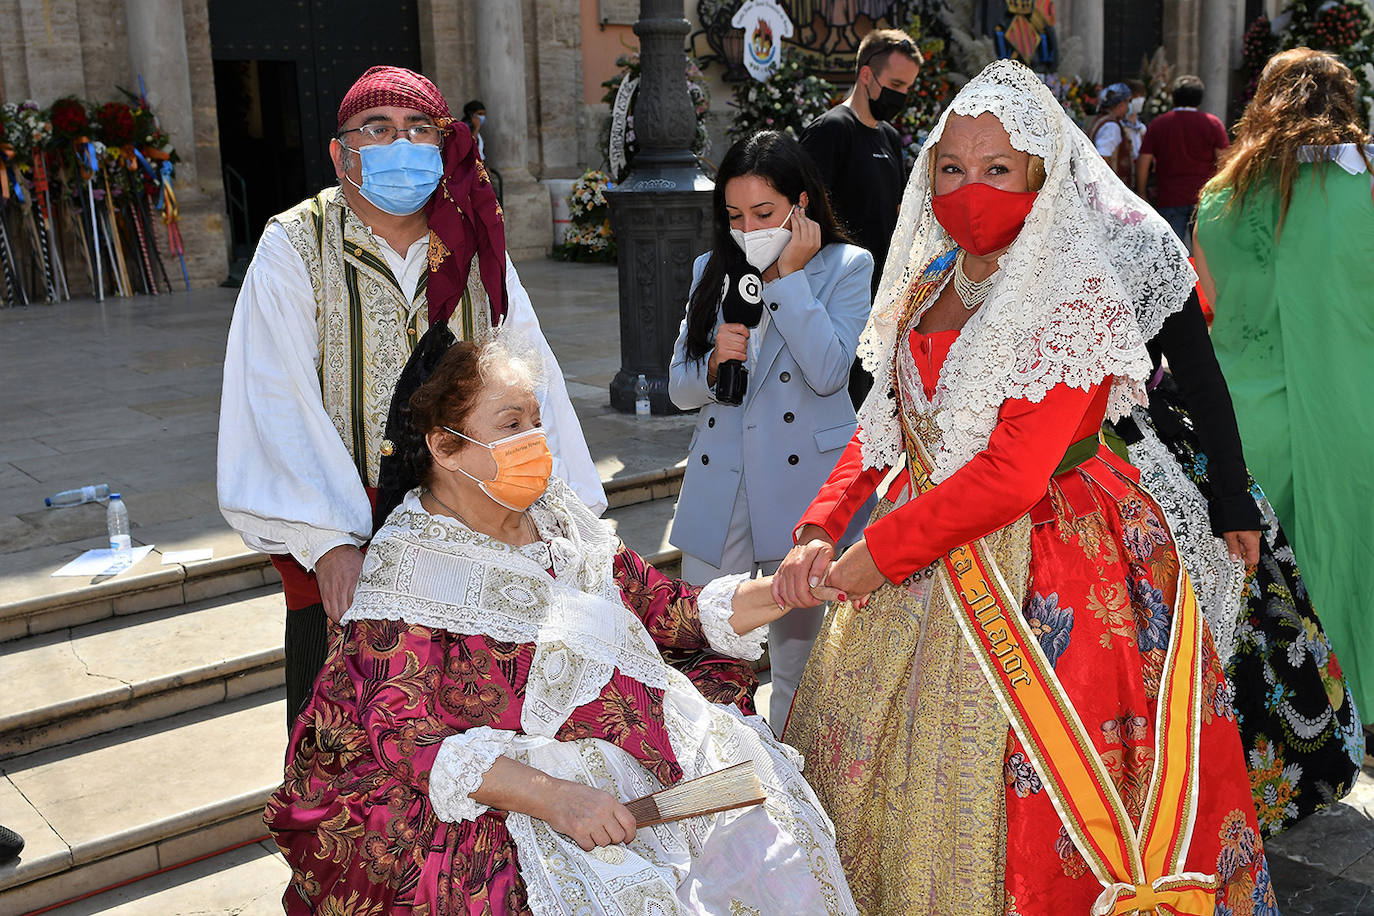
{"left": 345, "top": 139, "right": 443, "bottom": 216}
{"left": 477, "top": 113, "right": 485, "bottom": 127}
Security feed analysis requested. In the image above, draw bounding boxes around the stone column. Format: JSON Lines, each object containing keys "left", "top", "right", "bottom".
{"left": 18, "top": 0, "right": 87, "bottom": 99}
{"left": 119, "top": 0, "right": 228, "bottom": 289}
{"left": 605, "top": 0, "right": 714, "bottom": 414}
{"left": 1069, "top": 0, "right": 1104, "bottom": 82}
{"left": 474, "top": 0, "right": 551, "bottom": 259}
{"left": 1198, "top": 0, "right": 1236, "bottom": 120}
{"left": 125, "top": 0, "right": 197, "bottom": 185}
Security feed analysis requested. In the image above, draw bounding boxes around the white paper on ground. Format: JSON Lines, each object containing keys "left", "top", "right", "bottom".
{"left": 161, "top": 547, "right": 215, "bottom": 565}
{"left": 52, "top": 546, "right": 155, "bottom": 577}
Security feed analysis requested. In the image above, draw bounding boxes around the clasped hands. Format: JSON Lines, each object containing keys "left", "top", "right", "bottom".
{"left": 771, "top": 524, "right": 888, "bottom": 611}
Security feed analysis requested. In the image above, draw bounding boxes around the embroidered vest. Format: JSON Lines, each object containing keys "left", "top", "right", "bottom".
{"left": 272, "top": 187, "right": 491, "bottom": 488}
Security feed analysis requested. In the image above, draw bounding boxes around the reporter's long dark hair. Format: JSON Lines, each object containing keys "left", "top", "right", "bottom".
{"left": 682, "top": 130, "right": 851, "bottom": 363}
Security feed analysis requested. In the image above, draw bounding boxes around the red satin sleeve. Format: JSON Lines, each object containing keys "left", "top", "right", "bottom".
{"left": 793, "top": 431, "right": 890, "bottom": 544}
{"left": 865, "top": 382, "right": 1107, "bottom": 583}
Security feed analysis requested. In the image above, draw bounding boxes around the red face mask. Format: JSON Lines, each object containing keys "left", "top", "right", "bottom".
{"left": 930, "top": 181, "right": 1038, "bottom": 256}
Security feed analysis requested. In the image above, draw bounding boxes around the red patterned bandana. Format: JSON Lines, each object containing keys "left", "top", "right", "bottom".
{"left": 337, "top": 66, "right": 508, "bottom": 327}
{"left": 337, "top": 65, "right": 449, "bottom": 129}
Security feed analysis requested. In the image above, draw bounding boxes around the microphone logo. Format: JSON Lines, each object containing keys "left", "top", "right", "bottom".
{"left": 737, "top": 273, "right": 762, "bottom": 305}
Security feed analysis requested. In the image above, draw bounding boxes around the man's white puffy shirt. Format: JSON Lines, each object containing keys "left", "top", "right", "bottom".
{"left": 217, "top": 223, "right": 607, "bottom": 570}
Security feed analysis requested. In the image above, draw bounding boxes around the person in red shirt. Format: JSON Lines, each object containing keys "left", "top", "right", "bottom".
{"left": 770, "top": 59, "right": 1274, "bottom": 915}
{"left": 1135, "top": 75, "right": 1230, "bottom": 250}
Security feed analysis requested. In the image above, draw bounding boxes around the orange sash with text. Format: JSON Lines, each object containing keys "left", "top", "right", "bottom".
{"left": 904, "top": 429, "right": 1218, "bottom": 916}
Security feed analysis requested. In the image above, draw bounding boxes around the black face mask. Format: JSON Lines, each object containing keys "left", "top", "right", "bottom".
{"left": 867, "top": 79, "right": 909, "bottom": 122}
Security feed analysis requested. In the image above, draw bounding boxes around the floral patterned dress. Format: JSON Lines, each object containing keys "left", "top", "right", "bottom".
{"left": 1137, "top": 380, "right": 1364, "bottom": 837}
{"left": 788, "top": 318, "right": 1279, "bottom": 915}
{"left": 264, "top": 545, "right": 759, "bottom": 915}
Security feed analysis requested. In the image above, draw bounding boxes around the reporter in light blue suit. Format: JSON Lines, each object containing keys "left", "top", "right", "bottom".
{"left": 668, "top": 131, "right": 873, "bottom": 731}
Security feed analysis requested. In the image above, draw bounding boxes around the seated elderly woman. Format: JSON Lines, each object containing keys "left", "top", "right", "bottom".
{"left": 264, "top": 332, "right": 856, "bottom": 915}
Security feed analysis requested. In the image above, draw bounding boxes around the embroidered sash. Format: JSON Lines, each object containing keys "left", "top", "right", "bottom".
{"left": 901, "top": 425, "right": 1217, "bottom": 915}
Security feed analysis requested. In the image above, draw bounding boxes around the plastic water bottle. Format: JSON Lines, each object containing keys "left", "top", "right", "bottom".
{"left": 46, "top": 484, "right": 110, "bottom": 508}
{"left": 107, "top": 494, "right": 131, "bottom": 552}
{"left": 634, "top": 374, "right": 651, "bottom": 417}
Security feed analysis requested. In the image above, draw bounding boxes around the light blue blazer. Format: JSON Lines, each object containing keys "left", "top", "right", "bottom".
{"left": 667, "top": 243, "right": 874, "bottom": 566}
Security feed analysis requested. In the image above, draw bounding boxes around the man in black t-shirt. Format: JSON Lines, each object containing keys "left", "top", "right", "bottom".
{"left": 801, "top": 28, "right": 921, "bottom": 408}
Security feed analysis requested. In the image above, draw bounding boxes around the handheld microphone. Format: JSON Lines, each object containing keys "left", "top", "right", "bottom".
{"left": 714, "top": 264, "right": 764, "bottom": 406}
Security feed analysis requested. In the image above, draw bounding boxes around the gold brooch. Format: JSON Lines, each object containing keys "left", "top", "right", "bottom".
{"left": 380, "top": 439, "right": 395, "bottom": 457}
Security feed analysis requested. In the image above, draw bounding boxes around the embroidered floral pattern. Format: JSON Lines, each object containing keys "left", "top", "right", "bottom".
{"left": 1026, "top": 592, "right": 1074, "bottom": 668}
{"left": 1138, "top": 384, "right": 1363, "bottom": 836}
{"left": 1004, "top": 751, "right": 1044, "bottom": 797}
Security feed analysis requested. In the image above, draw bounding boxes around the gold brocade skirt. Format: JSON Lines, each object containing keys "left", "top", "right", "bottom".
{"left": 784, "top": 504, "right": 1033, "bottom": 916}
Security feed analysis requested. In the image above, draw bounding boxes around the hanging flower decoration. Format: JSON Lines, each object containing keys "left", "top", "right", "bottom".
{"left": 728, "top": 46, "right": 838, "bottom": 142}
{"left": 1313, "top": 2, "right": 1369, "bottom": 51}
{"left": 554, "top": 170, "right": 616, "bottom": 263}
{"left": 1240, "top": 1, "right": 1374, "bottom": 122}
{"left": 600, "top": 53, "right": 711, "bottom": 184}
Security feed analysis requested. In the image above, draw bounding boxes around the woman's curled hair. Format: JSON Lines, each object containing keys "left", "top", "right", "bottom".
{"left": 373, "top": 333, "right": 537, "bottom": 532}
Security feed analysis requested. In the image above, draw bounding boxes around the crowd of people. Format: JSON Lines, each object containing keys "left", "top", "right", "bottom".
{"left": 202, "top": 30, "right": 1372, "bottom": 916}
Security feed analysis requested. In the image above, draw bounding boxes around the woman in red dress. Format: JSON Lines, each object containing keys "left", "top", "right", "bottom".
{"left": 775, "top": 60, "right": 1276, "bottom": 915}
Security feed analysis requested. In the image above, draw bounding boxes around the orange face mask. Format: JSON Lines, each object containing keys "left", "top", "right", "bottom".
{"left": 444, "top": 425, "right": 553, "bottom": 510}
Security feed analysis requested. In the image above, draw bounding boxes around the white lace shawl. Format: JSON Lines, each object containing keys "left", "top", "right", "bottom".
{"left": 856, "top": 60, "right": 1196, "bottom": 480}
{"left": 343, "top": 478, "right": 669, "bottom": 739}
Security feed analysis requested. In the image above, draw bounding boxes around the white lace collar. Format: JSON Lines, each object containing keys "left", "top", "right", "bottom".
{"left": 344, "top": 479, "right": 669, "bottom": 737}
{"left": 1297, "top": 143, "right": 1374, "bottom": 175}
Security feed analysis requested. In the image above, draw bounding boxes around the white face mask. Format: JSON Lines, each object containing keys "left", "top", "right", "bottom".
{"left": 729, "top": 206, "right": 795, "bottom": 271}
{"left": 1129, "top": 97, "right": 1144, "bottom": 117}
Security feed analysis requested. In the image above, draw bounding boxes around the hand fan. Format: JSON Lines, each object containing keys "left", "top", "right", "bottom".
{"left": 625, "top": 761, "right": 766, "bottom": 828}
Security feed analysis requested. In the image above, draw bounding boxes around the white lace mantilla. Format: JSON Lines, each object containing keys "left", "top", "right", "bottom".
{"left": 856, "top": 60, "right": 1196, "bottom": 481}
{"left": 345, "top": 478, "right": 668, "bottom": 738}
{"left": 1125, "top": 410, "right": 1247, "bottom": 665}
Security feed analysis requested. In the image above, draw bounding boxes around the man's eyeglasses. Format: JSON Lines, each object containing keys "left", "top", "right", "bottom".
{"left": 338, "top": 123, "right": 447, "bottom": 146}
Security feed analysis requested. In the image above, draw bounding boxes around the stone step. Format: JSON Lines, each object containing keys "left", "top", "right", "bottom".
{"left": 0, "top": 690, "right": 284, "bottom": 914}
{"left": 40, "top": 839, "right": 291, "bottom": 915}
{"left": 0, "top": 495, "right": 683, "bottom": 760}
{"left": 0, "top": 466, "right": 683, "bottom": 646}
{"left": 0, "top": 586, "right": 284, "bottom": 761}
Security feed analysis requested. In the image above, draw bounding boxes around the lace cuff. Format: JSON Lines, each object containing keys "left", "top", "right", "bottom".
{"left": 429, "top": 726, "right": 518, "bottom": 823}
{"left": 698, "top": 573, "right": 766, "bottom": 660}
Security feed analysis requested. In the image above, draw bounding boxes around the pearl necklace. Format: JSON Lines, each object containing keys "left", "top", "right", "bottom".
{"left": 953, "top": 250, "right": 997, "bottom": 310}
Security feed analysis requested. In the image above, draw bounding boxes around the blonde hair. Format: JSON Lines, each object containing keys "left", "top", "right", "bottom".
{"left": 1206, "top": 47, "right": 1372, "bottom": 234}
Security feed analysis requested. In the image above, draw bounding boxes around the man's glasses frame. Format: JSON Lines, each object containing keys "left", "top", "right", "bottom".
{"left": 337, "top": 123, "right": 448, "bottom": 146}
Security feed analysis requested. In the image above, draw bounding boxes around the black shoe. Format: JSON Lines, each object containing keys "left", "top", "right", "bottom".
{"left": 0, "top": 825, "right": 23, "bottom": 865}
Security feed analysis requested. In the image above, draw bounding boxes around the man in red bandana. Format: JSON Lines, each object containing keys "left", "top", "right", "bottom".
{"left": 217, "top": 66, "right": 604, "bottom": 727}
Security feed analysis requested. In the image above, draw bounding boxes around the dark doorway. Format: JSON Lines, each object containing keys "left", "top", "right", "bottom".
{"left": 208, "top": 0, "right": 422, "bottom": 265}
{"left": 1103, "top": 0, "right": 1164, "bottom": 84}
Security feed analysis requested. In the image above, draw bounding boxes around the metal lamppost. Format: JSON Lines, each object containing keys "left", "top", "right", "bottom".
{"left": 607, "top": 0, "right": 714, "bottom": 414}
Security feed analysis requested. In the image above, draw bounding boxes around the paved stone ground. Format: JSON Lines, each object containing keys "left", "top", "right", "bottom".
{"left": 3, "top": 260, "right": 1373, "bottom": 912}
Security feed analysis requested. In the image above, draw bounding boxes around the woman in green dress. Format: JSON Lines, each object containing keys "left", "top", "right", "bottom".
{"left": 1195, "top": 47, "right": 1374, "bottom": 715}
